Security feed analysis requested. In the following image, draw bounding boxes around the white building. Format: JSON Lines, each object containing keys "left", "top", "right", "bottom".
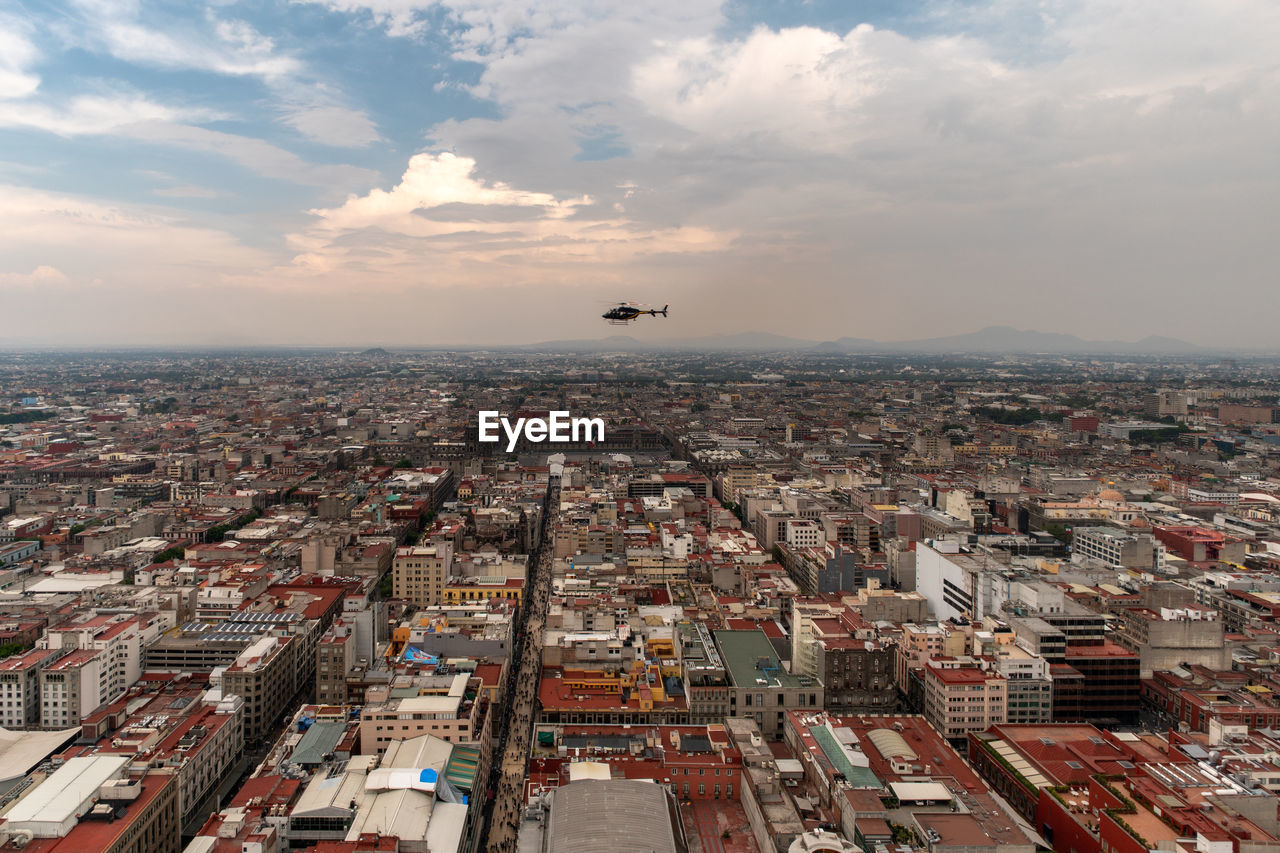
{"left": 42, "top": 614, "right": 143, "bottom": 707}
{"left": 39, "top": 649, "right": 105, "bottom": 728}
{"left": 915, "top": 542, "right": 1009, "bottom": 622}
{"left": 785, "top": 519, "right": 824, "bottom": 549}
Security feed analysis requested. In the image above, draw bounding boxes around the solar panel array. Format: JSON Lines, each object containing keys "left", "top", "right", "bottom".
{"left": 184, "top": 611, "right": 302, "bottom": 643}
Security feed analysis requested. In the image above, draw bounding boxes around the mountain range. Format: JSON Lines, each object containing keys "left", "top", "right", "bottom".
{"left": 517, "top": 325, "right": 1221, "bottom": 355}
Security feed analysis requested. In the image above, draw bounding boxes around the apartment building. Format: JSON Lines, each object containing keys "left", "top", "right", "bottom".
{"left": 1072, "top": 526, "right": 1166, "bottom": 572}
{"left": 714, "top": 629, "right": 823, "bottom": 739}
{"left": 0, "top": 648, "right": 64, "bottom": 728}
{"left": 392, "top": 543, "right": 453, "bottom": 606}
{"left": 39, "top": 648, "right": 105, "bottom": 728}
{"left": 42, "top": 614, "right": 145, "bottom": 708}
{"left": 678, "top": 621, "right": 730, "bottom": 726}
{"left": 316, "top": 620, "right": 356, "bottom": 705}
{"left": 3, "top": 758, "right": 180, "bottom": 853}
{"left": 922, "top": 660, "right": 1007, "bottom": 748}
{"left": 784, "top": 519, "right": 823, "bottom": 549}
{"left": 993, "top": 646, "right": 1052, "bottom": 724}
{"left": 220, "top": 635, "right": 302, "bottom": 744}
{"left": 1113, "top": 605, "right": 1228, "bottom": 678}
{"left": 359, "top": 673, "right": 481, "bottom": 753}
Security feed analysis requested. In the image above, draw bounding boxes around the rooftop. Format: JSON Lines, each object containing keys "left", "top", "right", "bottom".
{"left": 544, "top": 779, "right": 683, "bottom": 853}
{"left": 714, "top": 629, "right": 815, "bottom": 690}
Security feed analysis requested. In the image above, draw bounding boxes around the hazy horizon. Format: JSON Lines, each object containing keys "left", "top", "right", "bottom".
{"left": 2, "top": 1, "right": 1277, "bottom": 347}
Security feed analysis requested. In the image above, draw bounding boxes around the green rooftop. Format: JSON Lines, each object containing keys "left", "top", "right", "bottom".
{"left": 445, "top": 743, "right": 481, "bottom": 792}
{"left": 712, "top": 629, "right": 816, "bottom": 690}
{"left": 291, "top": 721, "right": 346, "bottom": 767}
{"left": 811, "top": 724, "right": 881, "bottom": 789}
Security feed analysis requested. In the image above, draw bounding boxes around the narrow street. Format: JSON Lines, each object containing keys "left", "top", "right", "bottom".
{"left": 480, "top": 473, "right": 559, "bottom": 852}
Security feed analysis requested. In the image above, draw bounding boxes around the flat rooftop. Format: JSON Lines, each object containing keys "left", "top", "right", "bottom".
{"left": 713, "top": 629, "right": 814, "bottom": 690}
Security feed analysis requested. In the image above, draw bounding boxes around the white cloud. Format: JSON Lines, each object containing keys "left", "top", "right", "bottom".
{"left": 280, "top": 104, "right": 383, "bottom": 148}
{"left": 303, "top": 0, "right": 438, "bottom": 38}
{"left": 632, "top": 25, "right": 1016, "bottom": 153}
{"left": 266, "top": 151, "right": 731, "bottom": 284}
{"left": 0, "top": 92, "right": 375, "bottom": 187}
{"left": 57, "top": 0, "right": 380, "bottom": 148}
{"left": 285, "top": 0, "right": 1280, "bottom": 343}
{"left": 0, "top": 92, "right": 205, "bottom": 136}
{"left": 7, "top": 0, "right": 1280, "bottom": 343}
{"left": 0, "top": 15, "right": 42, "bottom": 99}
{"left": 64, "top": 0, "right": 301, "bottom": 80}
{"left": 151, "top": 185, "right": 220, "bottom": 199}
{"left": 0, "top": 265, "right": 68, "bottom": 288}
{"left": 313, "top": 151, "right": 586, "bottom": 228}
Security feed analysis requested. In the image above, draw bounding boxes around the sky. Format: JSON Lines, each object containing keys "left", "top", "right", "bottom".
{"left": 0, "top": 0, "right": 1277, "bottom": 348}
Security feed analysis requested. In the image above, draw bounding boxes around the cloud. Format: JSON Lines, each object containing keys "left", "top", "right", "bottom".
{"left": 280, "top": 0, "right": 1280, "bottom": 345}
{"left": 64, "top": 0, "right": 301, "bottom": 80}
{"left": 0, "top": 265, "right": 68, "bottom": 288}
{"left": 632, "top": 25, "right": 1009, "bottom": 153}
{"left": 0, "top": 185, "right": 273, "bottom": 290}
{"left": 0, "top": 91, "right": 375, "bottom": 187}
{"left": 313, "top": 151, "right": 586, "bottom": 226}
{"left": 0, "top": 15, "right": 42, "bottom": 99}
{"left": 55, "top": 0, "right": 380, "bottom": 148}
{"left": 265, "top": 151, "right": 731, "bottom": 285}
{"left": 126, "top": 122, "right": 379, "bottom": 187}
{"left": 279, "top": 104, "right": 383, "bottom": 148}
{"left": 0, "top": 92, "right": 206, "bottom": 136}
{"left": 6, "top": 0, "right": 1280, "bottom": 345}
{"left": 151, "top": 185, "right": 220, "bottom": 199}
{"left": 302, "top": 0, "right": 441, "bottom": 38}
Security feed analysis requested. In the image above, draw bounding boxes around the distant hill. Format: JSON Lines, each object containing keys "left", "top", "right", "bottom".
{"left": 519, "top": 325, "right": 1207, "bottom": 355}
{"left": 815, "top": 326, "right": 1204, "bottom": 355}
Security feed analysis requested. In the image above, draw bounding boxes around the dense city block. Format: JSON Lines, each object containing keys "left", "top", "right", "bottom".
{"left": 0, "top": 350, "right": 1279, "bottom": 853}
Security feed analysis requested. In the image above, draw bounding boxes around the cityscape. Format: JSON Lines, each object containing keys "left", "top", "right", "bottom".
{"left": 0, "top": 348, "right": 1279, "bottom": 853}
{"left": 4, "top": 0, "right": 1280, "bottom": 852}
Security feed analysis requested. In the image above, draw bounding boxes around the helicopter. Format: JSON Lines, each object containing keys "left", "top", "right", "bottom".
{"left": 602, "top": 302, "right": 669, "bottom": 324}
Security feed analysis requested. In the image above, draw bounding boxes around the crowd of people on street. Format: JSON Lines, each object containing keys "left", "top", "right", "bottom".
{"left": 484, "top": 482, "right": 558, "bottom": 852}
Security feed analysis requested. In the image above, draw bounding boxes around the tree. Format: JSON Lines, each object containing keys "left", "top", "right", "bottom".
{"left": 0, "top": 410, "right": 49, "bottom": 425}
{"left": 973, "top": 406, "right": 1058, "bottom": 426}
{"left": 151, "top": 546, "right": 186, "bottom": 564}
{"left": 1045, "top": 524, "right": 1072, "bottom": 544}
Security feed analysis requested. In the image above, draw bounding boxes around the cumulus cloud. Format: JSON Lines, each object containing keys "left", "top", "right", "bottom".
{"left": 8, "top": 0, "right": 1280, "bottom": 344}
{"left": 0, "top": 265, "right": 68, "bottom": 289}
{"left": 632, "top": 25, "right": 1014, "bottom": 153}
{"left": 268, "top": 151, "right": 732, "bottom": 285}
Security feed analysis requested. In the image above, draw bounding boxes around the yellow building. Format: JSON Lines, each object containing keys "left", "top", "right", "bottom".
{"left": 442, "top": 577, "right": 524, "bottom": 605}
